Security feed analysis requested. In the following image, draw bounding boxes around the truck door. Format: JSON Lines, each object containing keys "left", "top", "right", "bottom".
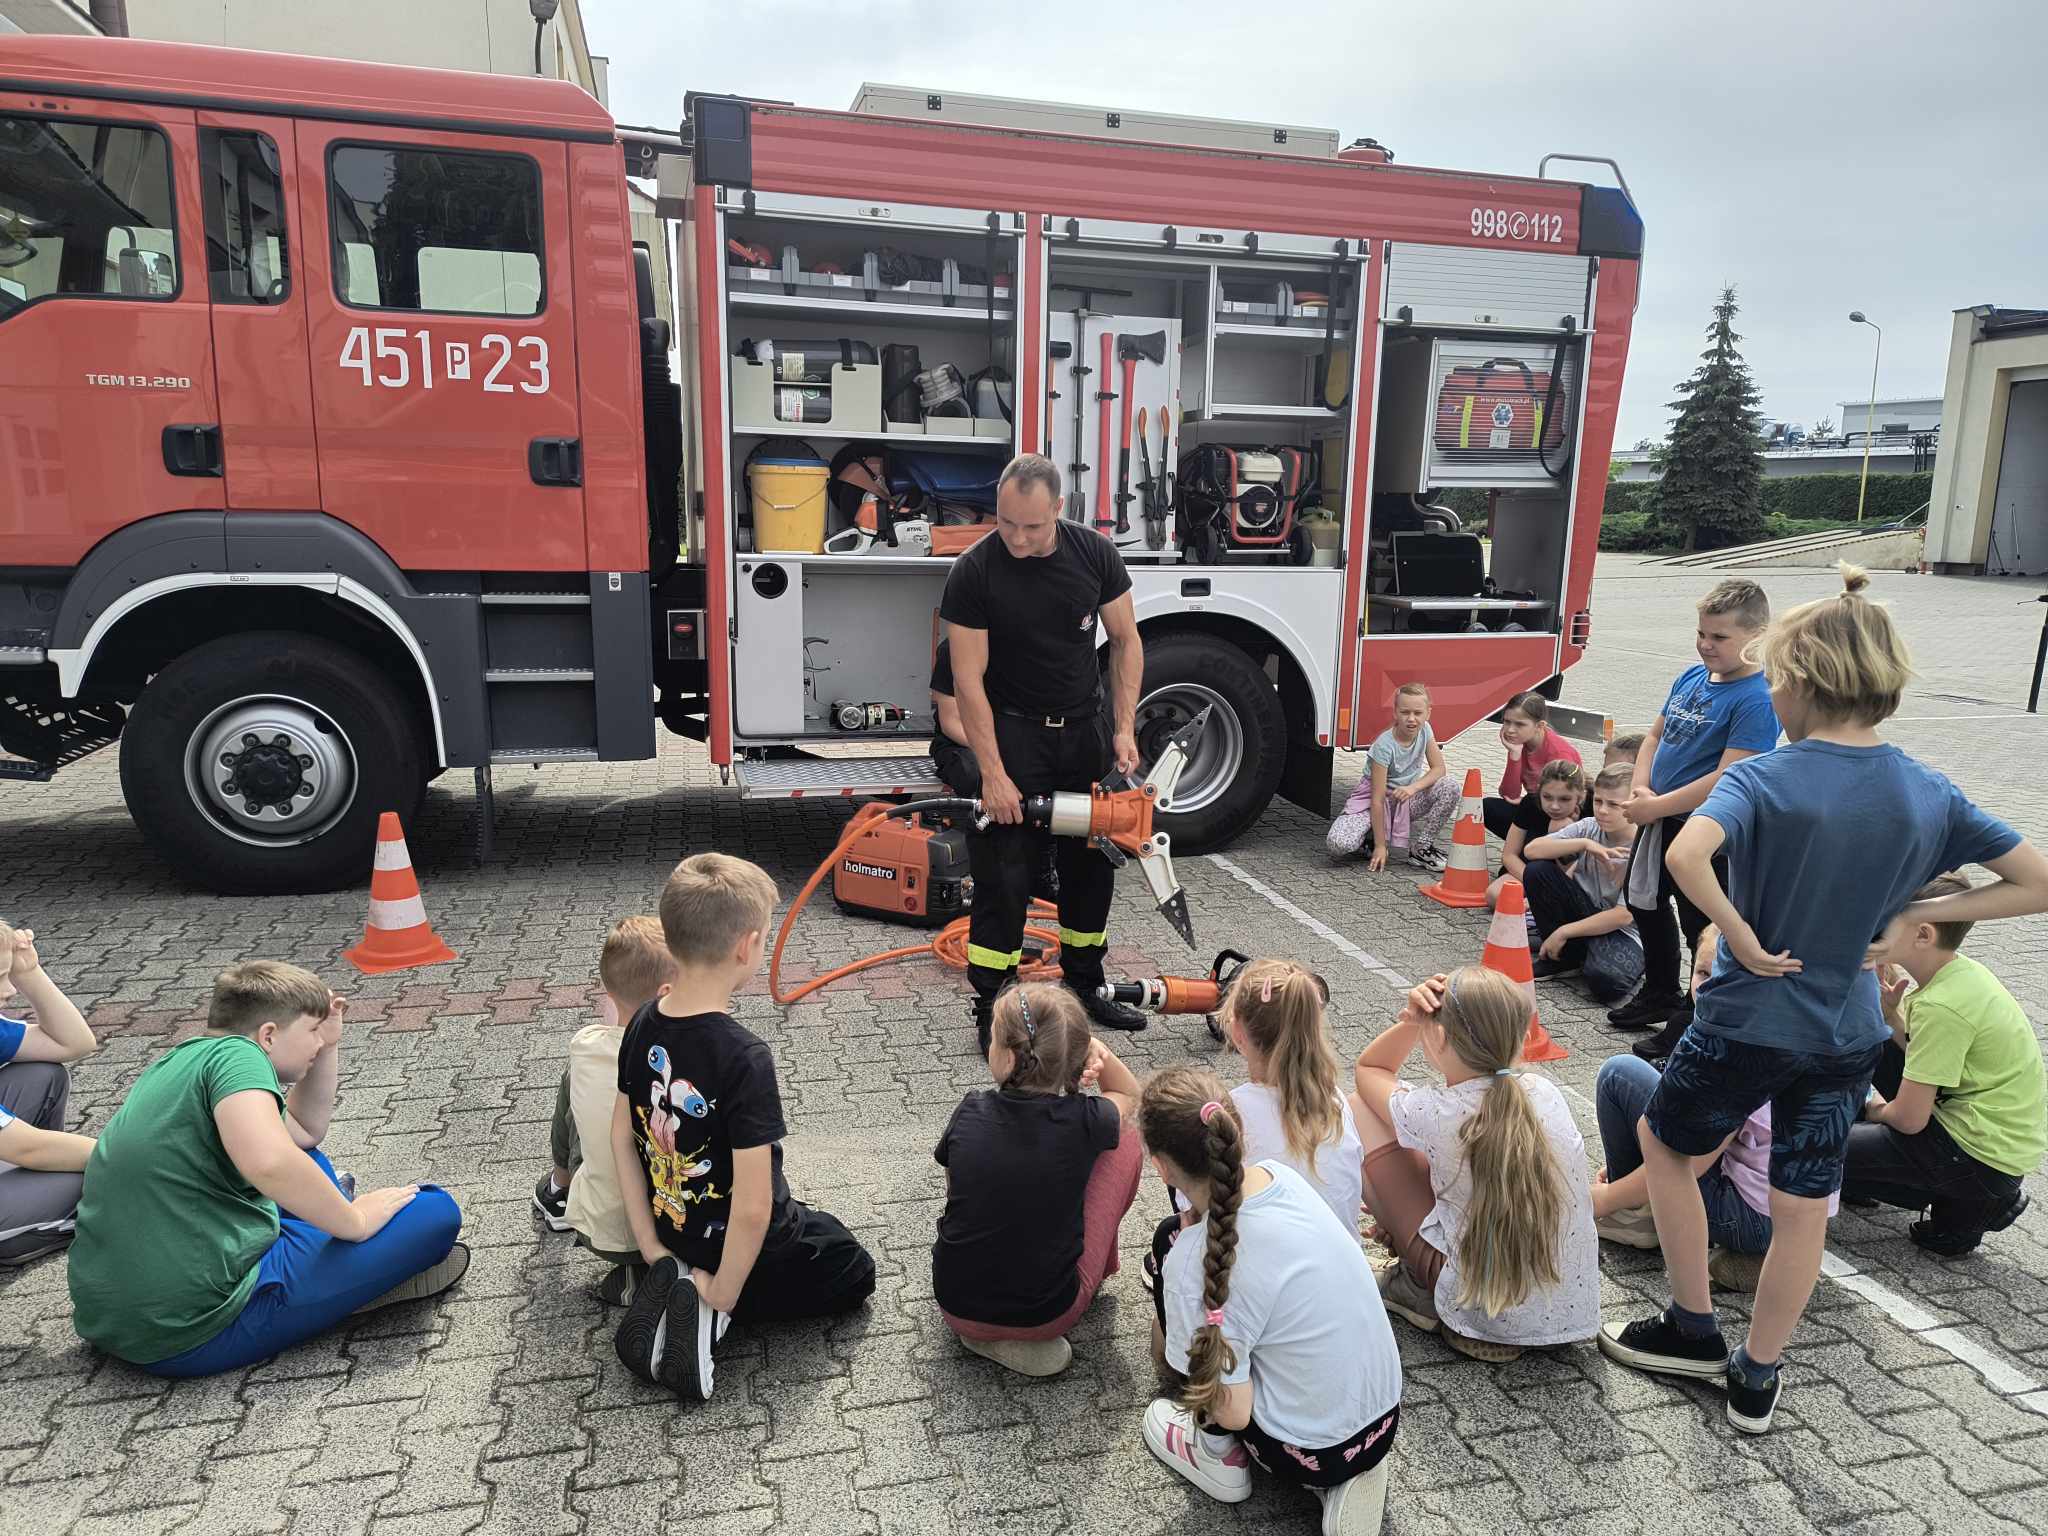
{"left": 295, "top": 124, "right": 584, "bottom": 570}
{"left": 195, "top": 112, "right": 318, "bottom": 510}
{"left": 0, "top": 96, "right": 222, "bottom": 565}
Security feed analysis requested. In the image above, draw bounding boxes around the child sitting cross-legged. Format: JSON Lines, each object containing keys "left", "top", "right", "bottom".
{"left": 1847, "top": 871, "right": 2042, "bottom": 1256}
{"left": 1327, "top": 682, "right": 1459, "bottom": 873}
{"left": 1482, "top": 690, "right": 1583, "bottom": 841}
{"left": 612, "top": 854, "right": 876, "bottom": 1403}
{"left": 532, "top": 916, "right": 679, "bottom": 1306}
{"left": 932, "top": 983, "right": 1142, "bottom": 1377}
{"left": 1351, "top": 967, "right": 1600, "bottom": 1363}
{"left": 1140, "top": 1067, "right": 1401, "bottom": 1536}
{"left": 0, "top": 921, "right": 99, "bottom": 1267}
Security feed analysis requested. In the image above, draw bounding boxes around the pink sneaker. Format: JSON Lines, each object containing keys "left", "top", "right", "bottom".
{"left": 1143, "top": 1399, "right": 1252, "bottom": 1504}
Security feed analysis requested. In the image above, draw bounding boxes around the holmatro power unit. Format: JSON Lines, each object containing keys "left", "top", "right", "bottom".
{"left": 830, "top": 816, "right": 973, "bottom": 927}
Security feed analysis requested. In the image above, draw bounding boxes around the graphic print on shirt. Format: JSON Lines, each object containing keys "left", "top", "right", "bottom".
{"left": 638, "top": 1042, "right": 722, "bottom": 1233}
{"left": 1660, "top": 674, "right": 1717, "bottom": 755}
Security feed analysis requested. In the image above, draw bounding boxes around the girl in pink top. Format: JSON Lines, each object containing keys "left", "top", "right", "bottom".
{"left": 1482, "top": 692, "right": 1581, "bottom": 840}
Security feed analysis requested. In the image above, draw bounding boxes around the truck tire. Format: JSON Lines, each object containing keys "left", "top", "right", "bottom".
{"left": 1135, "top": 633, "right": 1287, "bottom": 853}
{"left": 119, "top": 631, "right": 428, "bottom": 895}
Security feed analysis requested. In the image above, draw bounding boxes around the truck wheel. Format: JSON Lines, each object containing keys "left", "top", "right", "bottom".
{"left": 1135, "top": 634, "right": 1287, "bottom": 852}
{"left": 120, "top": 631, "right": 427, "bottom": 895}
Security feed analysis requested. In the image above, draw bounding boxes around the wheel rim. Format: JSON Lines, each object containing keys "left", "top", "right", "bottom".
{"left": 1136, "top": 683, "right": 1244, "bottom": 816}
{"left": 184, "top": 695, "right": 358, "bottom": 847}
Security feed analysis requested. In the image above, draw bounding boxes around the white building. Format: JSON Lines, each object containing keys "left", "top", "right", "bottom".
{"left": 1925, "top": 307, "right": 2048, "bottom": 576}
{"left": 0, "top": 0, "right": 674, "bottom": 332}
{"left": 1835, "top": 395, "right": 1943, "bottom": 444}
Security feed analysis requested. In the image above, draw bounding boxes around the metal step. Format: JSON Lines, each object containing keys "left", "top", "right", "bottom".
{"left": 484, "top": 667, "right": 597, "bottom": 683}
{"left": 0, "top": 694, "right": 124, "bottom": 779}
{"left": 480, "top": 592, "right": 592, "bottom": 606}
{"left": 735, "top": 754, "right": 947, "bottom": 800}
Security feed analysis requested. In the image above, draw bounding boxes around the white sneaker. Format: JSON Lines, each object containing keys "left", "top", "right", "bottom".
{"left": 1407, "top": 844, "right": 1449, "bottom": 873}
{"left": 1143, "top": 1399, "right": 1252, "bottom": 1504}
{"left": 1319, "top": 1461, "right": 1390, "bottom": 1536}
{"left": 1594, "top": 1204, "right": 1661, "bottom": 1250}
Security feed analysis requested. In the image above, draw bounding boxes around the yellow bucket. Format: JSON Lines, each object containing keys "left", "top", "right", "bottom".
{"left": 750, "top": 455, "right": 829, "bottom": 553}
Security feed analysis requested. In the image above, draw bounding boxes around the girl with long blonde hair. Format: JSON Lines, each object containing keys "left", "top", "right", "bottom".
{"left": 1350, "top": 966, "right": 1599, "bottom": 1362}
{"left": 1138, "top": 1066, "right": 1400, "bottom": 1534}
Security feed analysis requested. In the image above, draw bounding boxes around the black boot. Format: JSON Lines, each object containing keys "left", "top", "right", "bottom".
{"left": 1077, "top": 985, "right": 1147, "bottom": 1033}
{"left": 1607, "top": 988, "right": 1683, "bottom": 1031}
{"left": 1632, "top": 1000, "right": 1694, "bottom": 1063}
{"left": 971, "top": 997, "right": 994, "bottom": 1060}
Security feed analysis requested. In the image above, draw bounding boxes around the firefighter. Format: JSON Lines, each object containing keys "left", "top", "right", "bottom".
{"left": 942, "top": 453, "right": 1147, "bottom": 1051}
{"left": 930, "top": 637, "right": 1060, "bottom": 907}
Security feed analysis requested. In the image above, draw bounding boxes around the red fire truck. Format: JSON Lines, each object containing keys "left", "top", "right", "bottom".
{"left": 0, "top": 37, "right": 1642, "bottom": 894}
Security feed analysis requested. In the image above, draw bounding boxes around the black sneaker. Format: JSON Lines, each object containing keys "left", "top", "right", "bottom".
{"left": 1911, "top": 1190, "right": 2029, "bottom": 1256}
{"left": 614, "top": 1254, "right": 683, "bottom": 1383}
{"left": 533, "top": 1173, "right": 572, "bottom": 1232}
{"left": 1606, "top": 990, "right": 1683, "bottom": 1032}
{"left": 597, "top": 1262, "right": 645, "bottom": 1307}
{"left": 1080, "top": 988, "right": 1147, "bottom": 1033}
{"left": 1632, "top": 1003, "right": 1694, "bottom": 1063}
{"left": 1597, "top": 1310, "right": 1730, "bottom": 1380}
{"left": 655, "top": 1267, "right": 729, "bottom": 1403}
{"left": 1532, "top": 956, "right": 1581, "bottom": 981}
{"left": 1726, "top": 1358, "right": 1782, "bottom": 1434}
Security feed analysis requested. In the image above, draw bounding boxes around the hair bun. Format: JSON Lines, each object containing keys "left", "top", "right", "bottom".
{"left": 1838, "top": 562, "right": 1871, "bottom": 596}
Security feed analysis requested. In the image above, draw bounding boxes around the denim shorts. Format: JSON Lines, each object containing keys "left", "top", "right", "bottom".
{"left": 1645, "top": 1028, "right": 1884, "bottom": 1199}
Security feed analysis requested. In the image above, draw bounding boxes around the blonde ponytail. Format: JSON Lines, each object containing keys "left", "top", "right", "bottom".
{"left": 1755, "top": 561, "right": 1914, "bottom": 725}
{"left": 1435, "top": 968, "right": 1567, "bottom": 1318}
{"left": 1229, "top": 959, "right": 1340, "bottom": 1176}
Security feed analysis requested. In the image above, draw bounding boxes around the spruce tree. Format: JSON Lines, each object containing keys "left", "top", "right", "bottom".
{"left": 1652, "top": 287, "right": 1765, "bottom": 551}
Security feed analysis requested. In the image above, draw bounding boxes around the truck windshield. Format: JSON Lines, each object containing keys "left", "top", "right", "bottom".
{"left": 0, "top": 115, "right": 178, "bottom": 319}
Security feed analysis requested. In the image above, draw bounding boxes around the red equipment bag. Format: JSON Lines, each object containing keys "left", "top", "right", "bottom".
{"left": 1432, "top": 357, "right": 1562, "bottom": 458}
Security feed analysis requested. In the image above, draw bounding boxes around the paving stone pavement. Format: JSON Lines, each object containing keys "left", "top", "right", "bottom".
{"left": 4, "top": 554, "right": 2048, "bottom": 1534}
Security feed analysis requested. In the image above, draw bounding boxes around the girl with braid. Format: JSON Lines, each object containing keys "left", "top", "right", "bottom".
{"left": 932, "top": 984, "right": 1142, "bottom": 1378}
{"left": 1140, "top": 1066, "right": 1400, "bottom": 1536}
{"left": 1351, "top": 968, "right": 1599, "bottom": 1363}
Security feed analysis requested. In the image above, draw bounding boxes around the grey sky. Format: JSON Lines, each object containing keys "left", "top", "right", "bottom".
{"left": 587, "top": 0, "right": 2048, "bottom": 447}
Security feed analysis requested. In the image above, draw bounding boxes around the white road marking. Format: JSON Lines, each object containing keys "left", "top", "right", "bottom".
{"left": 1204, "top": 853, "right": 1410, "bottom": 990}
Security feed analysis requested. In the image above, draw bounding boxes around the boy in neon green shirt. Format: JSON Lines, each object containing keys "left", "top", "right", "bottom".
{"left": 1849, "top": 872, "right": 2044, "bottom": 1255}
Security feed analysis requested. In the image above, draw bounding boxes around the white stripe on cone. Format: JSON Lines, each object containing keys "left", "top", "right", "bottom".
{"left": 373, "top": 839, "right": 413, "bottom": 872}
{"left": 367, "top": 895, "right": 428, "bottom": 931}
{"left": 1484, "top": 903, "right": 1526, "bottom": 953}
{"left": 1443, "top": 825, "right": 1488, "bottom": 871}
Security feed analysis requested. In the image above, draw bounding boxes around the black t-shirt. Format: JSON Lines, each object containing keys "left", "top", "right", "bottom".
{"left": 1512, "top": 794, "right": 1556, "bottom": 840}
{"left": 938, "top": 523, "right": 1132, "bottom": 715}
{"left": 929, "top": 638, "right": 953, "bottom": 697}
{"left": 616, "top": 1003, "right": 799, "bottom": 1266}
{"left": 932, "top": 1087, "right": 1123, "bottom": 1325}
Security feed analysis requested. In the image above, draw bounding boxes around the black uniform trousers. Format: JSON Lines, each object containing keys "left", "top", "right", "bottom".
{"left": 966, "top": 708, "right": 1115, "bottom": 1008}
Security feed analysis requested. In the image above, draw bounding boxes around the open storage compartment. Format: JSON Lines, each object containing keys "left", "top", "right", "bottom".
{"left": 1045, "top": 227, "right": 1365, "bottom": 568}
{"left": 1365, "top": 321, "right": 1586, "bottom": 637}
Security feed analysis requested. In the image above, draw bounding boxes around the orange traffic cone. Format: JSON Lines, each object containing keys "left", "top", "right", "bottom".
{"left": 346, "top": 812, "right": 457, "bottom": 974}
{"left": 1420, "top": 812, "right": 1490, "bottom": 908}
{"left": 1453, "top": 766, "right": 1485, "bottom": 827}
{"left": 1482, "top": 878, "right": 1566, "bottom": 1063}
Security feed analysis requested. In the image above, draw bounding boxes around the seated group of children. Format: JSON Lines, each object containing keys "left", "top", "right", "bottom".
{"left": 7, "top": 576, "right": 2043, "bottom": 1533}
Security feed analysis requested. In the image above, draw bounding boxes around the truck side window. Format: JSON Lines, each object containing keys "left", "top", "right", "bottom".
{"left": 0, "top": 115, "right": 178, "bottom": 318}
{"left": 201, "top": 130, "right": 289, "bottom": 304}
{"left": 327, "top": 144, "right": 543, "bottom": 317}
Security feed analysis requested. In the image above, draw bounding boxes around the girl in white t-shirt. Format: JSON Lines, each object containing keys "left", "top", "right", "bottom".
{"left": 1223, "top": 959, "right": 1362, "bottom": 1232}
{"left": 1139, "top": 1066, "right": 1400, "bottom": 1536}
{"left": 1350, "top": 967, "right": 1599, "bottom": 1362}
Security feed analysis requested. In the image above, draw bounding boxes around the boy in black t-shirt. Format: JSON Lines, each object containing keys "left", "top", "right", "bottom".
{"left": 612, "top": 853, "right": 875, "bottom": 1401}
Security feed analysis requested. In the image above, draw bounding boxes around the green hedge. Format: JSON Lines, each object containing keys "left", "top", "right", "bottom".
{"left": 1596, "top": 472, "right": 1931, "bottom": 551}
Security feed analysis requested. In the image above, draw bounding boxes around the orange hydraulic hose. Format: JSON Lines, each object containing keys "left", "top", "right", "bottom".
{"left": 769, "top": 802, "right": 1061, "bottom": 1006}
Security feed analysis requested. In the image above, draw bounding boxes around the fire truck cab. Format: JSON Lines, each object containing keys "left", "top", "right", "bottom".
{"left": 0, "top": 37, "right": 1642, "bottom": 895}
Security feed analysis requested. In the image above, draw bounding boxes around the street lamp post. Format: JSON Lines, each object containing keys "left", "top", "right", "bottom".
{"left": 1849, "top": 311, "right": 1882, "bottom": 522}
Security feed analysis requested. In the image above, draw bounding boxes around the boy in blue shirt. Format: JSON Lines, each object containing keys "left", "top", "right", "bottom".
{"left": 1613, "top": 578, "right": 1781, "bottom": 1055}
{"left": 1599, "top": 567, "right": 2048, "bottom": 1436}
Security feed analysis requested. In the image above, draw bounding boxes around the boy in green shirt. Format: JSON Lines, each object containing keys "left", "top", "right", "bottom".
{"left": 1849, "top": 872, "right": 2044, "bottom": 1255}
{"left": 68, "top": 961, "right": 467, "bottom": 1375}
